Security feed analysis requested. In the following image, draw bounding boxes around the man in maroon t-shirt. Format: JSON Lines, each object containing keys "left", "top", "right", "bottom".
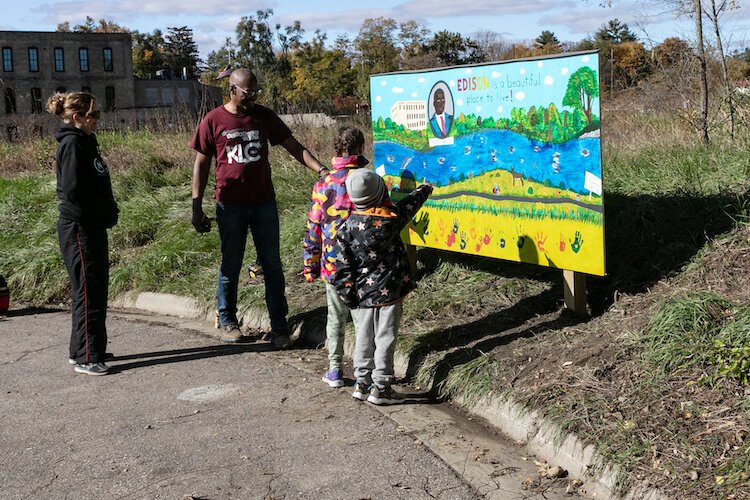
{"left": 190, "top": 68, "right": 328, "bottom": 348}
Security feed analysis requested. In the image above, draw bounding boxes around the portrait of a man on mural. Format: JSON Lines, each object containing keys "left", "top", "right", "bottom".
{"left": 428, "top": 82, "right": 454, "bottom": 139}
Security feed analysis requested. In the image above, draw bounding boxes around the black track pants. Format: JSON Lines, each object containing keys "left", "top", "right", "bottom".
{"left": 58, "top": 218, "right": 109, "bottom": 364}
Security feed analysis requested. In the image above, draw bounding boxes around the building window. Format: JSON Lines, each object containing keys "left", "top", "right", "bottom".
{"left": 28, "top": 47, "right": 39, "bottom": 72}
{"left": 79, "top": 48, "right": 89, "bottom": 72}
{"left": 105, "top": 86, "right": 116, "bottom": 110}
{"left": 103, "top": 48, "right": 113, "bottom": 71}
{"left": 30, "top": 87, "right": 42, "bottom": 113}
{"left": 2, "top": 47, "right": 12, "bottom": 72}
{"left": 4, "top": 87, "right": 16, "bottom": 113}
{"left": 54, "top": 47, "right": 64, "bottom": 72}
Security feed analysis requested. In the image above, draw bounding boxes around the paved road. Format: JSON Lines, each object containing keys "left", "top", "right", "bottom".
{"left": 0, "top": 307, "right": 575, "bottom": 499}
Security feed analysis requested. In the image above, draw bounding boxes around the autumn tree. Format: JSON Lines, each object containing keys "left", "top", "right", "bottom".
{"left": 132, "top": 30, "right": 166, "bottom": 79}
{"left": 612, "top": 41, "right": 649, "bottom": 87}
{"left": 288, "top": 31, "right": 355, "bottom": 111}
{"left": 353, "top": 17, "right": 401, "bottom": 101}
{"left": 652, "top": 37, "right": 693, "bottom": 69}
{"left": 397, "top": 20, "right": 435, "bottom": 70}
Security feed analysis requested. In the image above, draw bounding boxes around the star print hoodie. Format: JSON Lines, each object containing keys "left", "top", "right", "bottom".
{"left": 333, "top": 184, "right": 432, "bottom": 309}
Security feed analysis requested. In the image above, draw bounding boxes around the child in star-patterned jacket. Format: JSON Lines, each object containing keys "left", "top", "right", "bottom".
{"left": 303, "top": 126, "right": 369, "bottom": 388}
{"left": 333, "top": 169, "right": 433, "bottom": 405}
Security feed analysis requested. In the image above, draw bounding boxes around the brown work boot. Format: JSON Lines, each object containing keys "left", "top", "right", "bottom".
{"left": 220, "top": 324, "right": 242, "bottom": 343}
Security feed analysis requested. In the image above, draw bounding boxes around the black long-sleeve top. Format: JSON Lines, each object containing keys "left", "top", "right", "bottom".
{"left": 54, "top": 124, "right": 118, "bottom": 228}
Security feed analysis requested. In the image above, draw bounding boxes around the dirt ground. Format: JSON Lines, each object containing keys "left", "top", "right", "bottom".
{"left": 436, "top": 223, "right": 750, "bottom": 499}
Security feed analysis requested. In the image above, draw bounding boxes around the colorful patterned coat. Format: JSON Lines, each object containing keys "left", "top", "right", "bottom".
{"left": 333, "top": 184, "right": 432, "bottom": 308}
{"left": 302, "top": 155, "right": 366, "bottom": 283}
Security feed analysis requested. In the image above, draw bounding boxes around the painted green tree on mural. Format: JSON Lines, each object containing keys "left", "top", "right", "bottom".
{"left": 563, "top": 67, "right": 598, "bottom": 125}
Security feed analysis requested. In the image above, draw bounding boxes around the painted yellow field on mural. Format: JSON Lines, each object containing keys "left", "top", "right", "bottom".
{"left": 405, "top": 207, "right": 604, "bottom": 276}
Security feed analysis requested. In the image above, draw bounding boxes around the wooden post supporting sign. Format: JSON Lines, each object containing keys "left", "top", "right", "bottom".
{"left": 563, "top": 270, "right": 587, "bottom": 315}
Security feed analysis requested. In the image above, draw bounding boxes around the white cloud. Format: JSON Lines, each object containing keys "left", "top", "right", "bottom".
{"left": 457, "top": 99, "right": 463, "bottom": 106}
{"left": 544, "top": 75, "right": 554, "bottom": 85}
{"left": 411, "top": 92, "right": 418, "bottom": 97}
{"left": 537, "top": 61, "right": 544, "bottom": 68}
{"left": 497, "top": 106, "right": 503, "bottom": 113}
{"left": 492, "top": 71, "right": 501, "bottom": 78}
{"left": 392, "top": 87, "right": 404, "bottom": 93}
{"left": 519, "top": 68, "right": 526, "bottom": 75}
{"left": 515, "top": 91, "right": 525, "bottom": 100}
{"left": 375, "top": 96, "right": 382, "bottom": 102}
{"left": 381, "top": 80, "right": 388, "bottom": 86}
{"left": 417, "top": 77, "right": 427, "bottom": 83}
{"left": 475, "top": 106, "right": 482, "bottom": 113}
{"left": 561, "top": 67, "right": 569, "bottom": 75}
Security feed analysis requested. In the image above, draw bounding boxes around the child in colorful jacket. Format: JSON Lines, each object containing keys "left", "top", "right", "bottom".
{"left": 333, "top": 169, "right": 433, "bottom": 405}
{"left": 303, "top": 126, "right": 369, "bottom": 388}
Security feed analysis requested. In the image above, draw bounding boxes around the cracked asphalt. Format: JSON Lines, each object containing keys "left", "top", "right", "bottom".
{"left": 0, "top": 306, "right": 573, "bottom": 499}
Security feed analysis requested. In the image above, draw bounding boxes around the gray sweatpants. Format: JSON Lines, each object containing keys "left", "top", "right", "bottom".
{"left": 325, "top": 283, "right": 357, "bottom": 371}
{"left": 353, "top": 300, "right": 403, "bottom": 388}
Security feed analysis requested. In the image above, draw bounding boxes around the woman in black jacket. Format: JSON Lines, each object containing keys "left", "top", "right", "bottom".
{"left": 47, "top": 91, "right": 118, "bottom": 376}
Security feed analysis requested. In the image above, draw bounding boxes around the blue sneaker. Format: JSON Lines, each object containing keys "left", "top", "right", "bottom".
{"left": 322, "top": 369, "right": 344, "bottom": 388}
{"left": 351, "top": 381, "right": 371, "bottom": 401}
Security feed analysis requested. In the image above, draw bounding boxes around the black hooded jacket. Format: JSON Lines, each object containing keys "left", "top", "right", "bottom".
{"left": 54, "top": 124, "right": 118, "bottom": 228}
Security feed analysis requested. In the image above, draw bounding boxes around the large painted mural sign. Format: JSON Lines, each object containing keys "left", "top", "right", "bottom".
{"left": 370, "top": 50, "right": 605, "bottom": 276}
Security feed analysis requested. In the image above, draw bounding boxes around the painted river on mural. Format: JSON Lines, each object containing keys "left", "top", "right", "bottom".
{"left": 374, "top": 129, "right": 601, "bottom": 196}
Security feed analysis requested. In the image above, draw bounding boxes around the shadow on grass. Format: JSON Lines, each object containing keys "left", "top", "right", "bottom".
{"left": 588, "top": 191, "right": 743, "bottom": 314}
{"left": 289, "top": 306, "right": 328, "bottom": 348}
{"left": 425, "top": 310, "right": 587, "bottom": 399}
{"left": 402, "top": 286, "right": 585, "bottom": 380}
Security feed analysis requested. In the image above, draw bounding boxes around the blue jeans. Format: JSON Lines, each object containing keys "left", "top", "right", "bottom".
{"left": 215, "top": 201, "right": 288, "bottom": 332}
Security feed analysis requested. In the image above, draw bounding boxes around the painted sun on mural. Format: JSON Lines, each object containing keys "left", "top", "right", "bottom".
{"left": 370, "top": 50, "right": 605, "bottom": 276}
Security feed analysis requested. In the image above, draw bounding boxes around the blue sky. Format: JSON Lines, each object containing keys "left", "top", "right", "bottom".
{"left": 1, "top": 0, "right": 748, "bottom": 60}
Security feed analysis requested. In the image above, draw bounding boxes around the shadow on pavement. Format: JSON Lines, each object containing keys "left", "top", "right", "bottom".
{"left": 109, "top": 342, "right": 276, "bottom": 373}
{"left": 2, "top": 306, "right": 64, "bottom": 317}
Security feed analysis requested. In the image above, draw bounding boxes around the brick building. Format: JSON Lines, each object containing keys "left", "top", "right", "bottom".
{"left": 0, "top": 30, "right": 221, "bottom": 140}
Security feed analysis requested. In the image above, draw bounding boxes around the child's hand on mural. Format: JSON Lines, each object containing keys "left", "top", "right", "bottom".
{"left": 419, "top": 183, "right": 433, "bottom": 195}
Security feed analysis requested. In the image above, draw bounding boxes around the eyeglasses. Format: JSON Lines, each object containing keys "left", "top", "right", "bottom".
{"left": 86, "top": 109, "right": 101, "bottom": 119}
{"left": 234, "top": 85, "right": 262, "bottom": 98}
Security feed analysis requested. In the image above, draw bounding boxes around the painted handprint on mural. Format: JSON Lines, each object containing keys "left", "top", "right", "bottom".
{"left": 559, "top": 233, "right": 565, "bottom": 252}
{"left": 535, "top": 232, "right": 547, "bottom": 253}
{"left": 483, "top": 229, "right": 493, "bottom": 246}
{"left": 446, "top": 231, "right": 456, "bottom": 247}
{"left": 460, "top": 231, "right": 467, "bottom": 250}
{"left": 570, "top": 231, "right": 584, "bottom": 253}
